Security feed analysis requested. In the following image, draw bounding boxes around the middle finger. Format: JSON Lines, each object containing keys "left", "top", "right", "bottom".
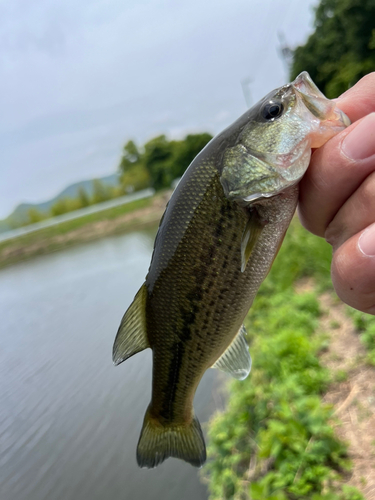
{"left": 325, "top": 169, "right": 375, "bottom": 251}
{"left": 298, "top": 113, "right": 375, "bottom": 237}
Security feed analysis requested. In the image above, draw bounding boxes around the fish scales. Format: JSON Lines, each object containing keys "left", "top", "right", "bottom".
{"left": 146, "top": 172, "right": 298, "bottom": 426}
{"left": 112, "top": 72, "right": 350, "bottom": 468}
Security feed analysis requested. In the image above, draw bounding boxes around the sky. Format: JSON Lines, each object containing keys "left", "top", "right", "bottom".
{"left": 0, "top": 0, "right": 318, "bottom": 218}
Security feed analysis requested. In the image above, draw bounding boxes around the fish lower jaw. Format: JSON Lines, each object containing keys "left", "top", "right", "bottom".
{"left": 227, "top": 178, "right": 282, "bottom": 205}
{"left": 240, "top": 180, "right": 300, "bottom": 204}
{"left": 242, "top": 190, "right": 281, "bottom": 203}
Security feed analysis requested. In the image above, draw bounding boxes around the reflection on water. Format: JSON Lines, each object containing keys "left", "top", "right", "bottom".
{"left": 0, "top": 229, "right": 222, "bottom": 500}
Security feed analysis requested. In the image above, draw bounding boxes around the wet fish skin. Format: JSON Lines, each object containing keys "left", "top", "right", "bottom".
{"left": 112, "top": 72, "right": 349, "bottom": 469}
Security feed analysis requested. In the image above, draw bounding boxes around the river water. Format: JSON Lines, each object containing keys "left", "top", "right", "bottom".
{"left": 0, "top": 229, "right": 224, "bottom": 500}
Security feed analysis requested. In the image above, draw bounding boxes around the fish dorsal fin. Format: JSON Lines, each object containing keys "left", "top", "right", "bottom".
{"left": 211, "top": 325, "right": 251, "bottom": 380}
{"left": 112, "top": 284, "right": 150, "bottom": 366}
{"left": 241, "top": 209, "right": 264, "bottom": 272}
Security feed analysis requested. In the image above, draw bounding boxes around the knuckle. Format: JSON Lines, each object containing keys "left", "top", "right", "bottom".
{"left": 297, "top": 205, "right": 325, "bottom": 237}
{"left": 361, "top": 72, "right": 375, "bottom": 85}
{"left": 360, "top": 171, "right": 375, "bottom": 202}
{"left": 324, "top": 223, "right": 339, "bottom": 248}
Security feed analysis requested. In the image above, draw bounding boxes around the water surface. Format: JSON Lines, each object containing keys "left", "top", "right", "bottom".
{"left": 0, "top": 230, "right": 223, "bottom": 500}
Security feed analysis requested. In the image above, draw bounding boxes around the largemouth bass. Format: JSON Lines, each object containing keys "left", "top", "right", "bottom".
{"left": 113, "top": 72, "right": 349, "bottom": 469}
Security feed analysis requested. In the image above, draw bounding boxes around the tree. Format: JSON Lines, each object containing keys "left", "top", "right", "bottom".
{"left": 143, "top": 135, "right": 174, "bottom": 190}
{"left": 50, "top": 198, "right": 70, "bottom": 217}
{"left": 27, "top": 208, "right": 45, "bottom": 224}
{"left": 118, "top": 132, "right": 213, "bottom": 192}
{"left": 119, "top": 140, "right": 141, "bottom": 174}
{"left": 170, "top": 133, "right": 213, "bottom": 179}
{"left": 50, "top": 198, "right": 81, "bottom": 217}
{"left": 118, "top": 139, "right": 151, "bottom": 192}
{"left": 78, "top": 187, "right": 90, "bottom": 208}
{"left": 91, "top": 179, "right": 111, "bottom": 204}
{"left": 291, "top": 0, "right": 375, "bottom": 98}
{"left": 121, "top": 166, "right": 150, "bottom": 192}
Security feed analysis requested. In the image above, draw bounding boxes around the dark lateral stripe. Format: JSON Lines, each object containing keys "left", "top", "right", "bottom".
{"left": 159, "top": 341, "right": 182, "bottom": 421}
{"left": 157, "top": 195, "right": 241, "bottom": 421}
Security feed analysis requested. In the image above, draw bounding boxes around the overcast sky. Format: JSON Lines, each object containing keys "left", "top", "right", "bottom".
{"left": 0, "top": 0, "right": 317, "bottom": 218}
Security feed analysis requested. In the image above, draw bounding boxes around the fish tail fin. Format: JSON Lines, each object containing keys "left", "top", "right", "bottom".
{"left": 136, "top": 407, "right": 206, "bottom": 468}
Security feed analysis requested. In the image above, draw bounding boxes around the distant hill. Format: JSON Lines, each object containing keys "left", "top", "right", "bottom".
{"left": 0, "top": 173, "right": 120, "bottom": 233}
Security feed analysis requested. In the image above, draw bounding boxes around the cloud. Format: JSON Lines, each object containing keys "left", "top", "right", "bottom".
{"left": 0, "top": 0, "right": 317, "bottom": 217}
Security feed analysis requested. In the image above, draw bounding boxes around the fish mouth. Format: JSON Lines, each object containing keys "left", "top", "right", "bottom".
{"left": 222, "top": 72, "right": 350, "bottom": 206}
{"left": 292, "top": 72, "right": 350, "bottom": 130}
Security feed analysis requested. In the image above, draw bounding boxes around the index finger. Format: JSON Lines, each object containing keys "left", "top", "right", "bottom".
{"left": 335, "top": 72, "right": 375, "bottom": 122}
{"left": 298, "top": 72, "right": 375, "bottom": 237}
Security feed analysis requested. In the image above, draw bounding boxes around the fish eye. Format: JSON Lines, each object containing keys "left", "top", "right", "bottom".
{"left": 261, "top": 101, "right": 284, "bottom": 121}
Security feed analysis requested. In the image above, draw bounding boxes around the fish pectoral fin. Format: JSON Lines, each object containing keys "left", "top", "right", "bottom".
{"left": 112, "top": 284, "right": 150, "bottom": 366}
{"left": 211, "top": 324, "right": 252, "bottom": 380}
{"left": 241, "top": 209, "right": 265, "bottom": 272}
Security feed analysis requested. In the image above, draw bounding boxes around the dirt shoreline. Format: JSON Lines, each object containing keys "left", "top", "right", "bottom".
{"left": 0, "top": 191, "right": 170, "bottom": 269}
{"left": 320, "top": 292, "right": 375, "bottom": 498}
{"left": 296, "top": 278, "right": 375, "bottom": 498}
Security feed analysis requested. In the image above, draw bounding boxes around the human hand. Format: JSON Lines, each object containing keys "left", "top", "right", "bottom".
{"left": 298, "top": 73, "right": 375, "bottom": 314}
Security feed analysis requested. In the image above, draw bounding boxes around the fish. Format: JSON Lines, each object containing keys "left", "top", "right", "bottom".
{"left": 112, "top": 72, "right": 350, "bottom": 469}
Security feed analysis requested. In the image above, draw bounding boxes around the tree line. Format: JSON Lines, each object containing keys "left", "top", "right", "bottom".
{"left": 291, "top": 0, "right": 375, "bottom": 97}
{"left": 21, "top": 132, "right": 212, "bottom": 226}
{"left": 119, "top": 133, "right": 212, "bottom": 191}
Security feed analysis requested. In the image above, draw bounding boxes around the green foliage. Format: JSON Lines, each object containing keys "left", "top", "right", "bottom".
{"left": 119, "top": 140, "right": 151, "bottom": 192}
{"left": 50, "top": 197, "right": 81, "bottom": 217}
{"left": 203, "top": 220, "right": 363, "bottom": 500}
{"left": 143, "top": 135, "right": 175, "bottom": 190}
{"left": 347, "top": 308, "right": 375, "bottom": 365}
{"left": 118, "top": 133, "right": 213, "bottom": 192}
{"left": 334, "top": 369, "right": 348, "bottom": 383}
{"left": 0, "top": 195, "right": 156, "bottom": 269}
{"left": 9, "top": 132, "right": 211, "bottom": 228}
{"left": 119, "top": 140, "right": 141, "bottom": 171}
{"left": 78, "top": 187, "right": 90, "bottom": 207}
{"left": 168, "top": 133, "right": 213, "bottom": 180}
{"left": 26, "top": 208, "right": 46, "bottom": 224}
{"left": 26, "top": 183, "right": 118, "bottom": 224}
{"left": 91, "top": 179, "right": 113, "bottom": 204}
{"left": 261, "top": 218, "right": 333, "bottom": 293}
{"left": 291, "top": 0, "right": 375, "bottom": 98}
{"left": 121, "top": 165, "right": 150, "bottom": 193}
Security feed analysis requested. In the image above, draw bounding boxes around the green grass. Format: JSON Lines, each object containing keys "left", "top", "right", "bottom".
{"left": 347, "top": 308, "right": 375, "bottom": 366}
{"left": 0, "top": 195, "right": 155, "bottom": 268}
{"left": 202, "top": 220, "right": 364, "bottom": 500}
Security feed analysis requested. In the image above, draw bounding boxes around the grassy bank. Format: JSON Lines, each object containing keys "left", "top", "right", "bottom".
{"left": 0, "top": 192, "right": 169, "bottom": 269}
{"left": 202, "top": 220, "right": 365, "bottom": 500}
{"left": 347, "top": 308, "right": 375, "bottom": 367}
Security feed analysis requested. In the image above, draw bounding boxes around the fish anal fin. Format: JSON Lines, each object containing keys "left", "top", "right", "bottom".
{"left": 112, "top": 284, "right": 150, "bottom": 366}
{"left": 211, "top": 325, "right": 252, "bottom": 380}
{"left": 241, "top": 208, "right": 265, "bottom": 272}
{"left": 137, "top": 408, "right": 206, "bottom": 468}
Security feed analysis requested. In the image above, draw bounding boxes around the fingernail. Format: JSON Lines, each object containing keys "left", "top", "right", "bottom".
{"left": 359, "top": 223, "right": 375, "bottom": 257}
{"left": 342, "top": 113, "right": 375, "bottom": 160}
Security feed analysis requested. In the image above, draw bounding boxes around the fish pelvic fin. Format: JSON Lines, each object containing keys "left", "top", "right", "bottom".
{"left": 112, "top": 284, "right": 150, "bottom": 366}
{"left": 136, "top": 407, "right": 206, "bottom": 469}
{"left": 211, "top": 324, "right": 252, "bottom": 380}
